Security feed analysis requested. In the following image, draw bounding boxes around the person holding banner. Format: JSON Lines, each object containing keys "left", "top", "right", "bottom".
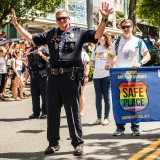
{"left": 107, "top": 19, "right": 151, "bottom": 136}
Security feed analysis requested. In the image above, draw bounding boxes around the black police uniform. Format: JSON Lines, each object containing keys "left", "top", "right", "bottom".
{"left": 32, "top": 27, "right": 97, "bottom": 148}
{"left": 28, "top": 47, "right": 49, "bottom": 118}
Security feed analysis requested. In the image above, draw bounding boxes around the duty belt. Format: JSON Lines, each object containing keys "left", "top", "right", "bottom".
{"left": 49, "top": 67, "right": 79, "bottom": 75}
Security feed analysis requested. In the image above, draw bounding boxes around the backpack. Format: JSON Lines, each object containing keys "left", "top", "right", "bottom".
{"left": 115, "top": 36, "right": 142, "bottom": 62}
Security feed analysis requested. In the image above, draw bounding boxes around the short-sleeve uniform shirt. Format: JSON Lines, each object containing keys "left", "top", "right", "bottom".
{"left": 32, "top": 27, "right": 97, "bottom": 68}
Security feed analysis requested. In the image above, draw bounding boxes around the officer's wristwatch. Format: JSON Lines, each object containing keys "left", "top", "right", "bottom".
{"left": 101, "top": 18, "right": 108, "bottom": 23}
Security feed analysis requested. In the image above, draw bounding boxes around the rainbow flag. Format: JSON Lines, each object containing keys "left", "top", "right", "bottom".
{"left": 95, "top": 51, "right": 108, "bottom": 58}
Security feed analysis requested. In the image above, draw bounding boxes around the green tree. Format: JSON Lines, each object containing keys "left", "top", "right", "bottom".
{"left": 0, "top": 0, "right": 64, "bottom": 28}
{"left": 128, "top": 0, "right": 137, "bottom": 27}
{"left": 136, "top": 0, "right": 160, "bottom": 28}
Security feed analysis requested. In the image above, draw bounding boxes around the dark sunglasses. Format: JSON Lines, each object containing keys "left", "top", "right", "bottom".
{"left": 121, "top": 26, "right": 131, "bottom": 29}
{"left": 56, "top": 17, "right": 68, "bottom": 21}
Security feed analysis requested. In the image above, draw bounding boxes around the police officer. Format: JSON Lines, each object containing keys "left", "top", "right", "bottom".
{"left": 26, "top": 45, "right": 49, "bottom": 119}
{"left": 11, "top": 2, "right": 112, "bottom": 156}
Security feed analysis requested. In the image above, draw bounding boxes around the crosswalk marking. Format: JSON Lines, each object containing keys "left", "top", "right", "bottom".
{"left": 128, "top": 139, "right": 160, "bottom": 160}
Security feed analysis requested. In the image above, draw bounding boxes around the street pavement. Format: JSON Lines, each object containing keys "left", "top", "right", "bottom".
{"left": 1, "top": 83, "right": 160, "bottom": 160}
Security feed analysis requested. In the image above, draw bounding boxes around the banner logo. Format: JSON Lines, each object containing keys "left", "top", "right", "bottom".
{"left": 118, "top": 81, "right": 148, "bottom": 113}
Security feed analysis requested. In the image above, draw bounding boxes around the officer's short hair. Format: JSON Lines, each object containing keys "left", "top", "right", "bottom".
{"left": 120, "top": 19, "right": 133, "bottom": 27}
{"left": 56, "top": 9, "right": 69, "bottom": 17}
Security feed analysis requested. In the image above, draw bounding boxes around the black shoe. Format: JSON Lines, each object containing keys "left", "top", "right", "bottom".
{"left": 39, "top": 114, "right": 47, "bottom": 119}
{"left": 132, "top": 130, "right": 140, "bottom": 136}
{"left": 44, "top": 145, "right": 60, "bottom": 154}
{"left": 29, "top": 114, "right": 39, "bottom": 119}
{"left": 73, "top": 145, "right": 84, "bottom": 156}
{"left": 113, "top": 130, "right": 124, "bottom": 136}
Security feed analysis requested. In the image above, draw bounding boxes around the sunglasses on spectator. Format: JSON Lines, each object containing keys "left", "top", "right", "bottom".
{"left": 121, "top": 26, "right": 131, "bottom": 29}
{"left": 56, "top": 17, "right": 68, "bottom": 21}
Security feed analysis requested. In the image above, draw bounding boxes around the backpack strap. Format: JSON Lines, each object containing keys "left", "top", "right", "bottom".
{"left": 115, "top": 36, "right": 121, "bottom": 55}
{"left": 138, "top": 39, "right": 142, "bottom": 62}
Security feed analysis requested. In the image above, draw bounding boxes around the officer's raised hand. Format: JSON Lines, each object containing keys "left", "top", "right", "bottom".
{"left": 95, "top": 2, "right": 112, "bottom": 39}
{"left": 99, "top": 2, "right": 113, "bottom": 19}
{"left": 11, "top": 9, "right": 34, "bottom": 44}
{"left": 11, "top": 9, "right": 17, "bottom": 26}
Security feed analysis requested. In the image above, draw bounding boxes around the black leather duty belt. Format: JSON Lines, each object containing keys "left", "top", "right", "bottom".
{"left": 49, "top": 67, "right": 79, "bottom": 75}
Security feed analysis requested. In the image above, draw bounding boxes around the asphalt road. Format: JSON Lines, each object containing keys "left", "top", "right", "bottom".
{"left": 1, "top": 83, "right": 160, "bottom": 160}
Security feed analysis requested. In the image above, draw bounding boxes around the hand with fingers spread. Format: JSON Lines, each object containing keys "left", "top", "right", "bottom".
{"left": 99, "top": 2, "right": 113, "bottom": 19}
{"left": 11, "top": 9, "right": 18, "bottom": 26}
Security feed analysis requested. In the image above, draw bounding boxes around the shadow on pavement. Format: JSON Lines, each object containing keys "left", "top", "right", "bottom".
{"left": 83, "top": 133, "right": 160, "bottom": 140}
{"left": 0, "top": 151, "right": 86, "bottom": 160}
{"left": 17, "top": 130, "right": 45, "bottom": 134}
{"left": 84, "top": 141, "right": 149, "bottom": 160}
{"left": 0, "top": 118, "right": 29, "bottom": 122}
{"left": 0, "top": 151, "right": 45, "bottom": 160}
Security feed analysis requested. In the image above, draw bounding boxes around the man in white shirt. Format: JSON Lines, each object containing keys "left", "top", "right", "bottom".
{"left": 108, "top": 19, "right": 151, "bottom": 136}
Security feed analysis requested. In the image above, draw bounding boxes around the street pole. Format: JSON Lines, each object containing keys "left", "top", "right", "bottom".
{"left": 65, "top": 0, "right": 69, "bottom": 11}
{"left": 113, "top": 1, "right": 116, "bottom": 29}
{"left": 86, "top": 0, "right": 93, "bottom": 30}
{"left": 124, "top": 0, "right": 128, "bottom": 19}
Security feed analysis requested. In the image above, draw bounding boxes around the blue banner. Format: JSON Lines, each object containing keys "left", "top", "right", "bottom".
{"left": 110, "top": 66, "right": 160, "bottom": 123}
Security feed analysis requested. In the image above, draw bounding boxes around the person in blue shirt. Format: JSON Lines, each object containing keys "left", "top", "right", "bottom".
{"left": 144, "top": 35, "right": 154, "bottom": 51}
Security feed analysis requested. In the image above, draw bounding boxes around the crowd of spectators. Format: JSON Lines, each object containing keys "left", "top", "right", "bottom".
{"left": 0, "top": 37, "right": 31, "bottom": 101}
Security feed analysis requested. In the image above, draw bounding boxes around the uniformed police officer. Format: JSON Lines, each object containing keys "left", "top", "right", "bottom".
{"left": 11, "top": 2, "right": 112, "bottom": 156}
{"left": 26, "top": 45, "right": 49, "bottom": 119}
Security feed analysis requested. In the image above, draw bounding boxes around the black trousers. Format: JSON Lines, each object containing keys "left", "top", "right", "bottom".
{"left": 116, "top": 123, "right": 139, "bottom": 132}
{"left": 47, "top": 73, "right": 84, "bottom": 148}
{"left": 0, "top": 74, "right": 6, "bottom": 93}
{"left": 30, "top": 74, "right": 47, "bottom": 116}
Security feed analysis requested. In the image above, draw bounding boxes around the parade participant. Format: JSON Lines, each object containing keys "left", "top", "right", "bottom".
{"left": 80, "top": 48, "right": 90, "bottom": 117}
{"left": 11, "top": 2, "right": 112, "bottom": 156}
{"left": 108, "top": 19, "right": 150, "bottom": 136}
{"left": 91, "top": 32, "right": 112, "bottom": 125}
{"left": 26, "top": 45, "right": 49, "bottom": 119}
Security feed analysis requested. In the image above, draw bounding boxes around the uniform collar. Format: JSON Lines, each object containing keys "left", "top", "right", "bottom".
{"left": 58, "top": 26, "right": 72, "bottom": 34}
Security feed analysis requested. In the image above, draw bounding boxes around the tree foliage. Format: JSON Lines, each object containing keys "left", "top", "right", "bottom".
{"left": 136, "top": 0, "right": 160, "bottom": 28}
{"left": 0, "top": 0, "right": 64, "bottom": 28}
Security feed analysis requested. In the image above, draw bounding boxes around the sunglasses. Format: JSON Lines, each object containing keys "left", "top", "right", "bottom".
{"left": 121, "top": 26, "right": 131, "bottom": 29}
{"left": 56, "top": 17, "right": 68, "bottom": 21}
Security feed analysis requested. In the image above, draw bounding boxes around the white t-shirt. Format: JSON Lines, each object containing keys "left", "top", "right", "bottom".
{"left": 91, "top": 45, "right": 110, "bottom": 79}
{"left": 11, "top": 58, "right": 23, "bottom": 71}
{"left": 81, "top": 51, "right": 90, "bottom": 62}
{"left": 0, "top": 57, "right": 7, "bottom": 74}
{"left": 110, "top": 36, "right": 148, "bottom": 67}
